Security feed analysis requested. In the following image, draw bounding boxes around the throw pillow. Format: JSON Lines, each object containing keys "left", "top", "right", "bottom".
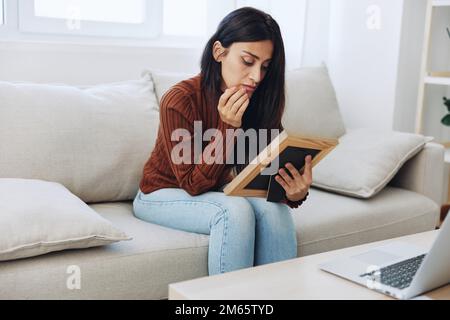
{"left": 282, "top": 66, "right": 346, "bottom": 139}
{"left": 0, "top": 178, "right": 130, "bottom": 261}
{"left": 312, "top": 129, "right": 433, "bottom": 198}
{"left": 143, "top": 70, "right": 196, "bottom": 103}
{"left": 0, "top": 75, "right": 159, "bottom": 203}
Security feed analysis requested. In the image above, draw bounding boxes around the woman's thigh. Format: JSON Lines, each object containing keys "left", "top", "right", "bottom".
{"left": 245, "top": 196, "right": 296, "bottom": 238}
{"left": 133, "top": 188, "right": 254, "bottom": 235}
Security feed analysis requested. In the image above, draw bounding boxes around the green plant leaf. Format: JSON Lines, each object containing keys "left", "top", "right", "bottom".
{"left": 444, "top": 97, "right": 450, "bottom": 110}
{"left": 443, "top": 97, "right": 450, "bottom": 112}
{"left": 441, "top": 114, "right": 450, "bottom": 126}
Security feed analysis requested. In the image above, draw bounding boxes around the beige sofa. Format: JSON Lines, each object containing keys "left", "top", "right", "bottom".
{"left": 0, "top": 68, "right": 443, "bottom": 299}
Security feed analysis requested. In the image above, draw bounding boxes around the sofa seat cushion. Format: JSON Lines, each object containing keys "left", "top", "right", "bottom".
{"left": 0, "top": 202, "right": 209, "bottom": 300}
{"left": 294, "top": 186, "right": 439, "bottom": 256}
{"left": 0, "top": 187, "right": 438, "bottom": 299}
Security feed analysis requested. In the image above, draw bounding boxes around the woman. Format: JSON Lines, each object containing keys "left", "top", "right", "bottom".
{"left": 133, "top": 7, "right": 311, "bottom": 275}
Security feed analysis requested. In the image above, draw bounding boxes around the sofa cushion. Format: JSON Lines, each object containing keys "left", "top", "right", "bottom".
{"left": 0, "top": 179, "right": 130, "bottom": 262}
{"left": 144, "top": 70, "right": 196, "bottom": 103}
{"left": 0, "top": 76, "right": 159, "bottom": 203}
{"left": 295, "top": 186, "right": 438, "bottom": 256}
{"left": 0, "top": 201, "right": 209, "bottom": 299}
{"left": 147, "top": 67, "right": 346, "bottom": 140}
{"left": 313, "top": 128, "right": 433, "bottom": 198}
{"left": 0, "top": 187, "right": 438, "bottom": 299}
{"left": 282, "top": 66, "right": 346, "bottom": 139}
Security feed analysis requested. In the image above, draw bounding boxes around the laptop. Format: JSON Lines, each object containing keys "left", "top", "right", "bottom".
{"left": 319, "top": 215, "right": 450, "bottom": 299}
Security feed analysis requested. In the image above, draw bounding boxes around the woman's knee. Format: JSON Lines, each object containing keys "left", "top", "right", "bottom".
{"left": 210, "top": 196, "right": 255, "bottom": 230}
{"left": 133, "top": 189, "right": 153, "bottom": 220}
{"left": 249, "top": 198, "right": 291, "bottom": 221}
{"left": 132, "top": 191, "right": 144, "bottom": 218}
{"left": 266, "top": 204, "right": 295, "bottom": 231}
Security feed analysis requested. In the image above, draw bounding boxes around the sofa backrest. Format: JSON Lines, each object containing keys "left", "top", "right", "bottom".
{"left": 284, "top": 67, "right": 346, "bottom": 139}
{"left": 148, "top": 66, "right": 346, "bottom": 139}
{"left": 0, "top": 67, "right": 346, "bottom": 203}
{"left": 0, "top": 75, "right": 159, "bottom": 203}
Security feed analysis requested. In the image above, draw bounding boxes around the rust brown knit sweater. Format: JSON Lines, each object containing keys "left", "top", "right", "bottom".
{"left": 139, "top": 74, "right": 304, "bottom": 209}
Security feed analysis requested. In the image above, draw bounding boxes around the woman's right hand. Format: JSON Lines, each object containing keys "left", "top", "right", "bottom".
{"left": 218, "top": 87, "right": 250, "bottom": 128}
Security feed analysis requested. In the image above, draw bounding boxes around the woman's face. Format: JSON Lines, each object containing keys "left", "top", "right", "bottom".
{"left": 214, "top": 40, "right": 273, "bottom": 98}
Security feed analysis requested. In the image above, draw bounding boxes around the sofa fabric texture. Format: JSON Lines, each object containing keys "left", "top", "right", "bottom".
{"left": 0, "top": 179, "right": 130, "bottom": 262}
{"left": 0, "top": 67, "right": 443, "bottom": 299}
{"left": 0, "top": 187, "right": 438, "bottom": 299}
{"left": 0, "top": 77, "right": 159, "bottom": 203}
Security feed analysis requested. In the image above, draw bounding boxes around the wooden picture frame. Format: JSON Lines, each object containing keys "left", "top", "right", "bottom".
{"left": 223, "top": 130, "right": 338, "bottom": 198}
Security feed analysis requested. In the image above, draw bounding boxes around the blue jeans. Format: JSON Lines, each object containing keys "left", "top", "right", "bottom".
{"left": 133, "top": 187, "right": 297, "bottom": 275}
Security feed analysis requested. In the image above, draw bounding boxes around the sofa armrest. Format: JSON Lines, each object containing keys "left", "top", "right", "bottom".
{"left": 389, "top": 142, "right": 445, "bottom": 205}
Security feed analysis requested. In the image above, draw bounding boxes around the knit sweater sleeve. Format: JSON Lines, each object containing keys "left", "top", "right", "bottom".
{"left": 159, "top": 89, "right": 237, "bottom": 196}
{"left": 280, "top": 192, "right": 309, "bottom": 209}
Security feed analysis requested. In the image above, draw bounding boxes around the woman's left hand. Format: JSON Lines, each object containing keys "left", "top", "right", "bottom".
{"left": 275, "top": 155, "right": 312, "bottom": 202}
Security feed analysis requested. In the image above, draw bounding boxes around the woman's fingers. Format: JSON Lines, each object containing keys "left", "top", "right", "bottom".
{"left": 225, "top": 88, "right": 247, "bottom": 110}
{"left": 285, "top": 163, "right": 302, "bottom": 180}
{"left": 285, "top": 158, "right": 312, "bottom": 186}
{"left": 276, "top": 158, "right": 313, "bottom": 202}
{"left": 275, "top": 175, "right": 289, "bottom": 190}
{"left": 278, "top": 168, "right": 294, "bottom": 185}
{"left": 235, "top": 99, "right": 250, "bottom": 118}
{"left": 218, "top": 86, "right": 250, "bottom": 128}
{"left": 230, "top": 91, "right": 249, "bottom": 114}
{"left": 302, "top": 155, "right": 313, "bottom": 184}
{"left": 218, "top": 87, "right": 239, "bottom": 110}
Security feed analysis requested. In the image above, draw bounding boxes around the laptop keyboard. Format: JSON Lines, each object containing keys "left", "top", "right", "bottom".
{"left": 360, "top": 254, "right": 426, "bottom": 289}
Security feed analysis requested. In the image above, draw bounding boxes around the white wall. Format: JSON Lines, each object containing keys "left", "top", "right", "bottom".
{"left": 0, "top": 41, "right": 201, "bottom": 85}
{"left": 327, "top": 0, "right": 449, "bottom": 136}
{"left": 394, "top": 2, "right": 450, "bottom": 139}
{"left": 0, "top": 0, "right": 437, "bottom": 137}
{"left": 301, "top": 0, "right": 330, "bottom": 67}
{"left": 236, "top": 0, "right": 308, "bottom": 70}
{"left": 393, "top": 0, "right": 428, "bottom": 133}
{"left": 327, "top": 0, "right": 405, "bottom": 130}
{"left": 268, "top": 0, "right": 308, "bottom": 69}
{"left": 0, "top": 0, "right": 319, "bottom": 84}
{"left": 424, "top": 6, "right": 450, "bottom": 143}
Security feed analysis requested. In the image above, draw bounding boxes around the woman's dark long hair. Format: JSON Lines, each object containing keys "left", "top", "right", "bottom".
{"left": 200, "top": 7, "right": 286, "bottom": 133}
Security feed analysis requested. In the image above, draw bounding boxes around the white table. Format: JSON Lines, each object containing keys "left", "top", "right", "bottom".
{"left": 169, "top": 230, "right": 450, "bottom": 300}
